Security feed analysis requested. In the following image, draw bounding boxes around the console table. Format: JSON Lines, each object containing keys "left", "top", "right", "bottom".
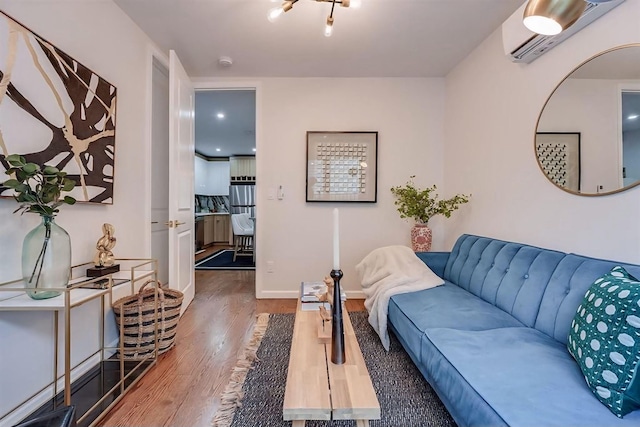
{"left": 0, "top": 259, "right": 159, "bottom": 427}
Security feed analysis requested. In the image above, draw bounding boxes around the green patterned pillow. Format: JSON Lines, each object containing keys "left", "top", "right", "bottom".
{"left": 567, "top": 266, "right": 640, "bottom": 417}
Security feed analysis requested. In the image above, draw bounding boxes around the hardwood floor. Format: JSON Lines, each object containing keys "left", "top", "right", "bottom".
{"left": 99, "top": 254, "right": 364, "bottom": 427}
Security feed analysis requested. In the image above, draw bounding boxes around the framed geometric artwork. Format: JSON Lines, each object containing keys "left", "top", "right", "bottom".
{"left": 0, "top": 11, "right": 117, "bottom": 204}
{"left": 306, "top": 131, "right": 378, "bottom": 203}
{"left": 535, "top": 132, "right": 581, "bottom": 192}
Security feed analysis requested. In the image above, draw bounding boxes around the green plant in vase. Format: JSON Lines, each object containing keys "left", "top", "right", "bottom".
{"left": 3, "top": 154, "right": 76, "bottom": 299}
{"left": 391, "top": 176, "right": 469, "bottom": 252}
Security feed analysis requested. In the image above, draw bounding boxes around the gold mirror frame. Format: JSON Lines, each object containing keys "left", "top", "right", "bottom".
{"left": 534, "top": 43, "right": 640, "bottom": 197}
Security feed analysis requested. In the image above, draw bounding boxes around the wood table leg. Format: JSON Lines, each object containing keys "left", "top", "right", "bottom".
{"left": 292, "top": 420, "right": 306, "bottom": 427}
{"left": 356, "top": 420, "right": 370, "bottom": 427}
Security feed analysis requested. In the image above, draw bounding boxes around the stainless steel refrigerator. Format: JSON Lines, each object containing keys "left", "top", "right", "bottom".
{"left": 229, "top": 184, "right": 255, "bottom": 217}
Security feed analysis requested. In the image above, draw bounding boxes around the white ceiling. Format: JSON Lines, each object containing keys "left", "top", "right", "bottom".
{"left": 114, "top": 0, "right": 525, "bottom": 78}
{"left": 120, "top": 0, "right": 525, "bottom": 156}
{"left": 195, "top": 90, "right": 256, "bottom": 157}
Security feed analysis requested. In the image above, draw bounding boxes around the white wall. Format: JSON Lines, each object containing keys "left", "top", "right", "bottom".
{"left": 444, "top": 0, "right": 640, "bottom": 263}
{"left": 254, "top": 78, "right": 448, "bottom": 297}
{"left": 538, "top": 79, "right": 622, "bottom": 192}
{"left": 0, "top": 1, "right": 156, "bottom": 424}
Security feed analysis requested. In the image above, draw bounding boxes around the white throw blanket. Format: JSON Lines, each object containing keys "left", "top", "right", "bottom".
{"left": 356, "top": 245, "right": 444, "bottom": 350}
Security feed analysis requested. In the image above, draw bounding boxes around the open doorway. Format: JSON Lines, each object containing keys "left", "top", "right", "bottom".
{"left": 192, "top": 88, "right": 257, "bottom": 293}
{"left": 150, "top": 57, "right": 170, "bottom": 285}
{"left": 621, "top": 89, "right": 640, "bottom": 187}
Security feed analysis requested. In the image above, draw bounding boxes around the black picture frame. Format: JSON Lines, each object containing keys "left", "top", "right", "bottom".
{"left": 306, "top": 131, "right": 378, "bottom": 203}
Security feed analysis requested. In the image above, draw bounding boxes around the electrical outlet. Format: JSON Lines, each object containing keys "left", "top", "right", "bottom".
{"left": 266, "top": 261, "right": 274, "bottom": 273}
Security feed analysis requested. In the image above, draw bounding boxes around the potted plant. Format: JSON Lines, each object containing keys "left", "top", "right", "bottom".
{"left": 2, "top": 154, "right": 76, "bottom": 299}
{"left": 391, "top": 176, "right": 469, "bottom": 252}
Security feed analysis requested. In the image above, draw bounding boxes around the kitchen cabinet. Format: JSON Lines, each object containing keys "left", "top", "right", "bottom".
{"left": 201, "top": 214, "right": 229, "bottom": 246}
{"left": 204, "top": 215, "right": 215, "bottom": 246}
{"left": 230, "top": 156, "right": 256, "bottom": 182}
{"left": 194, "top": 156, "right": 230, "bottom": 196}
{"left": 214, "top": 215, "right": 230, "bottom": 242}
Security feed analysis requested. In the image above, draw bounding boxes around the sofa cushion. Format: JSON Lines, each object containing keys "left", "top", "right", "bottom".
{"left": 388, "top": 283, "right": 524, "bottom": 362}
{"left": 422, "top": 327, "right": 640, "bottom": 426}
{"left": 567, "top": 266, "right": 640, "bottom": 417}
{"left": 443, "top": 234, "right": 565, "bottom": 327}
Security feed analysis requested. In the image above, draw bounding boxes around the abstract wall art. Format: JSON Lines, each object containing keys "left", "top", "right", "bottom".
{"left": 0, "top": 11, "right": 117, "bottom": 204}
{"left": 306, "top": 131, "right": 378, "bottom": 203}
{"left": 535, "top": 132, "right": 581, "bottom": 192}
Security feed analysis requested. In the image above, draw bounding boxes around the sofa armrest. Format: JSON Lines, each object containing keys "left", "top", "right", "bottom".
{"left": 415, "top": 252, "right": 450, "bottom": 278}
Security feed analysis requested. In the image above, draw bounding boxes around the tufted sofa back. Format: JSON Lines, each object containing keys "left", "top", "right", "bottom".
{"left": 535, "top": 254, "right": 640, "bottom": 343}
{"left": 443, "top": 235, "right": 640, "bottom": 345}
{"left": 444, "top": 235, "right": 565, "bottom": 329}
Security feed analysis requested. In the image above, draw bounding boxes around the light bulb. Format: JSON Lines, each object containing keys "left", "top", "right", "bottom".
{"left": 523, "top": 15, "right": 562, "bottom": 35}
{"left": 324, "top": 16, "right": 334, "bottom": 37}
{"left": 268, "top": 6, "right": 285, "bottom": 22}
{"left": 523, "top": 0, "right": 586, "bottom": 36}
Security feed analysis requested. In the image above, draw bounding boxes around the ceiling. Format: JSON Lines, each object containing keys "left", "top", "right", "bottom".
{"left": 122, "top": 0, "right": 525, "bottom": 156}
{"left": 114, "top": 0, "right": 525, "bottom": 78}
{"left": 195, "top": 90, "right": 256, "bottom": 157}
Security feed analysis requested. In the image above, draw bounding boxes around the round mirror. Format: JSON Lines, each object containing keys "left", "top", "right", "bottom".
{"left": 535, "top": 44, "right": 640, "bottom": 196}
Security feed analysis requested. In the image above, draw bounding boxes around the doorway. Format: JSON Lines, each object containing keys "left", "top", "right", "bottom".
{"left": 193, "top": 88, "right": 257, "bottom": 294}
{"left": 150, "top": 57, "right": 170, "bottom": 285}
{"left": 621, "top": 89, "right": 640, "bottom": 187}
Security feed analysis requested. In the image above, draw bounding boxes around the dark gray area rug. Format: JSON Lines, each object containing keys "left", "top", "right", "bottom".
{"left": 221, "top": 311, "right": 456, "bottom": 427}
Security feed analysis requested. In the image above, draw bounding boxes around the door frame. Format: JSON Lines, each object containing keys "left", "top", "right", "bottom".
{"left": 193, "top": 80, "right": 262, "bottom": 298}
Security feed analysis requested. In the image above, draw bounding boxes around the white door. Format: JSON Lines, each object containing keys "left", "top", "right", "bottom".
{"left": 169, "top": 50, "right": 195, "bottom": 313}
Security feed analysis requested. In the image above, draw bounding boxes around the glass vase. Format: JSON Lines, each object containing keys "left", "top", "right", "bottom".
{"left": 22, "top": 215, "right": 71, "bottom": 300}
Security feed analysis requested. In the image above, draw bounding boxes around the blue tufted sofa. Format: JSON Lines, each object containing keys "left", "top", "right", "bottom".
{"left": 388, "top": 234, "right": 640, "bottom": 426}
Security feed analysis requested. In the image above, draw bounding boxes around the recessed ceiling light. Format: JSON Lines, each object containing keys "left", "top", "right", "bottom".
{"left": 252, "top": 148, "right": 256, "bottom": 152}
{"left": 216, "top": 148, "right": 221, "bottom": 152}
{"left": 216, "top": 112, "right": 225, "bottom": 119}
{"left": 628, "top": 114, "right": 639, "bottom": 120}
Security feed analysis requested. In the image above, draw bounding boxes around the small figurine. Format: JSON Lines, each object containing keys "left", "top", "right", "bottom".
{"left": 320, "top": 275, "right": 335, "bottom": 306}
{"left": 94, "top": 223, "right": 117, "bottom": 267}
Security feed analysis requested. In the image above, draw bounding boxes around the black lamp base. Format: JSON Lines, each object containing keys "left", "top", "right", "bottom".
{"left": 330, "top": 269, "right": 345, "bottom": 365}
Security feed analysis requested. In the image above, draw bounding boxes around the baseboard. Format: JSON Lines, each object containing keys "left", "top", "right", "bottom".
{"left": 256, "top": 290, "right": 365, "bottom": 299}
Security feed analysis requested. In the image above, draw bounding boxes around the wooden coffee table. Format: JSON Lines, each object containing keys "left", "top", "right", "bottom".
{"left": 283, "top": 300, "right": 381, "bottom": 426}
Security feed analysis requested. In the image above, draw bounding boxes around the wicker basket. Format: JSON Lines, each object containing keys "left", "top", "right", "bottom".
{"left": 112, "top": 280, "right": 184, "bottom": 360}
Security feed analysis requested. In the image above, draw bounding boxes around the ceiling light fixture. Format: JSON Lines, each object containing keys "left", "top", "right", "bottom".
{"left": 216, "top": 148, "right": 221, "bottom": 152}
{"left": 218, "top": 56, "right": 233, "bottom": 68}
{"left": 268, "top": 0, "right": 358, "bottom": 37}
{"left": 252, "top": 148, "right": 257, "bottom": 152}
{"left": 522, "top": 0, "right": 586, "bottom": 36}
{"left": 628, "top": 114, "right": 639, "bottom": 120}
{"left": 216, "top": 113, "right": 225, "bottom": 119}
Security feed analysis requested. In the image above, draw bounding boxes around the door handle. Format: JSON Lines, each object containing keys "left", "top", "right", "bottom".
{"left": 165, "top": 221, "right": 175, "bottom": 228}
{"left": 175, "top": 221, "right": 186, "bottom": 227}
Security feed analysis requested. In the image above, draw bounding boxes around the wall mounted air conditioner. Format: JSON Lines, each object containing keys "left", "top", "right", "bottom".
{"left": 502, "top": 0, "right": 625, "bottom": 64}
